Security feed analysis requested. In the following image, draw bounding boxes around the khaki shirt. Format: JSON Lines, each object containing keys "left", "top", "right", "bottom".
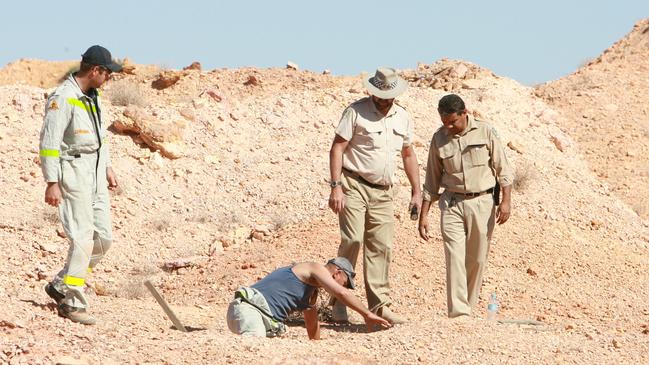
{"left": 335, "top": 97, "right": 413, "bottom": 186}
{"left": 39, "top": 74, "right": 112, "bottom": 182}
{"left": 423, "top": 116, "right": 513, "bottom": 201}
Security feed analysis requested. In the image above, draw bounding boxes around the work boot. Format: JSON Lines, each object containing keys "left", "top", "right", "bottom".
{"left": 331, "top": 302, "right": 349, "bottom": 323}
{"left": 44, "top": 282, "right": 64, "bottom": 304}
{"left": 376, "top": 306, "right": 407, "bottom": 325}
{"left": 57, "top": 304, "right": 96, "bottom": 325}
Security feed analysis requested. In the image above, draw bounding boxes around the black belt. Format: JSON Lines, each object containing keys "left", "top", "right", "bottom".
{"left": 342, "top": 168, "right": 390, "bottom": 190}
{"left": 452, "top": 187, "right": 494, "bottom": 198}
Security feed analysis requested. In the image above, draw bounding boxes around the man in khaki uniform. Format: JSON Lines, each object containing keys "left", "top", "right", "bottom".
{"left": 418, "top": 94, "right": 513, "bottom": 318}
{"left": 328, "top": 68, "right": 422, "bottom": 324}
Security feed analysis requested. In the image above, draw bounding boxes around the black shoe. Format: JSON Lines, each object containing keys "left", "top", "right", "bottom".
{"left": 44, "top": 282, "right": 65, "bottom": 304}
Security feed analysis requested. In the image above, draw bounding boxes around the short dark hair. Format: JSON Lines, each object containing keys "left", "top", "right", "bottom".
{"left": 438, "top": 94, "right": 466, "bottom": 115}
{"left": 77, "top": 62, "right": 95, "bottom": 75}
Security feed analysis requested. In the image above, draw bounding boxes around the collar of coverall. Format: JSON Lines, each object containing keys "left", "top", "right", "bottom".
{"left": 68, "top": 74, "right": 99, "bottom": 99}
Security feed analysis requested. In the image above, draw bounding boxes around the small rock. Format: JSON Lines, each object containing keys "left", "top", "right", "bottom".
{"left": 590, "top": 220, "right": 603, "bottom": 230}
{"left": 40, "top": 242, "right": 59, "bottom": 253}
{"left": 0, "top": 320, "right": 20, "bottom": 329}
{"left": 179, "top": 108, "right": 196, "bottom": 121}
{"left": 286, "top": 61, "right": 299, "bottom": 70}
{"left": 56, "top": 229, "right": 67, "bottom": 239}
{"left": 163, "top": 256, "right": 206, "bottom": 272}
{"left": 243, "top": 75, "right": 259, "bottom": 86}
{"left": 209, "top": 241, "right": 224, "bottom": 256}
{"left": 183, "top": 61, "right": 202, "bottom": 71}
{"left": 94, "top": 282, "right": 108, "bottom": 296}
{"left": 151, "top": 71, "right": 182, "bottom": 90}
{"left": 322, "top": 69, "right": 331, "bottom": 75}
{"left": 204, "top": 90, "right": 223, "bottom": 102}
{"left": 205, "top": 155, "right": 220, "bottom": 164}
{"left": 507, "top": 140, "right": 525, "bottom": 154}
{"left": 149, "top": 152, "right": 165, "bottom": 169}
{"left": 549, "top": 132, "right": 570, "bottom": 152}
{"left": 612, "top": 339, "right": 622, "bottom": 349}
{"left": 526, "top": 268, "right": 537, "bottom": 276}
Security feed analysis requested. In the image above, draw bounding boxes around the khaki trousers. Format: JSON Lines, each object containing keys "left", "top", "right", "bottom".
{"left": 336, "top": 171, "right": 394, "bottom": 312}
{"left": 439, "top": 190, "right": 495, "bottom": 317}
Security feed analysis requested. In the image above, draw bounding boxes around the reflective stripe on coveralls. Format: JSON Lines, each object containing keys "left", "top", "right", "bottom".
{"left": 40, "top": 75, "right": 114, "bottom": 310}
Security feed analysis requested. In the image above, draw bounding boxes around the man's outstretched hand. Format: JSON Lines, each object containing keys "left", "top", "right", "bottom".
{"left": 364, "top": 312, "right": 392, "bottom": 331}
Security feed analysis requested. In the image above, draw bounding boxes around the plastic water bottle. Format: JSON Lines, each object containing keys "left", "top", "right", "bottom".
{"left": 487, "top": 292, "right": 499, "bottom": 321}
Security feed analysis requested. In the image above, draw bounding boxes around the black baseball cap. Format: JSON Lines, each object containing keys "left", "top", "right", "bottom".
{"left": 327, "top": 257, "right": 356, "bottom": 289}
{"left": 81, "top": 45, "right": 122, "bottom": 73}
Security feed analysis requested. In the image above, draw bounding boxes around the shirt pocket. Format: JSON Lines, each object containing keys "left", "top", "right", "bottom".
{"left": 68, "top": 107, "right": 99, "bottom": 154}
{"left": 439, "top": 143, "right": 461, "bottom": 173}
{"left": 467, "top": 141, "right": 490, "bottom": 167}
{"left": 354, "top": 122, "right": 385, "bottom": 149}
{"left": 390, "top": 123, "right": 407, "bottom": 152}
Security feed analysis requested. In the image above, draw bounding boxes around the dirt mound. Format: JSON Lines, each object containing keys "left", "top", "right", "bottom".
{"left": 0, "top": 59, "right": 78, "bottom": 88}
{"left": 1, "top": 33, "right": 648, "bottom": 363}
{"left": 535, "top": 19, "right": 649, "bottom": 219}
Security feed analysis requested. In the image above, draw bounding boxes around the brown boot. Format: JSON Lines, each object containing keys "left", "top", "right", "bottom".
{"left": 57, "top": 304, "right": 96, "bottom": 325}
{"left": 376, "top": 306, "right": 407, "bottom": 325}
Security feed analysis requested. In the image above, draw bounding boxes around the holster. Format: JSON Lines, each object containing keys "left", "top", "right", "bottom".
{"left": 493, "top": 182, "right": 501, "bottom": 206}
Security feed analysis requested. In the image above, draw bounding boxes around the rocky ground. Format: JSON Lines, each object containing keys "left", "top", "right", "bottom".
{"left": 1, "top": 20, "right": 648, "bottom": 365}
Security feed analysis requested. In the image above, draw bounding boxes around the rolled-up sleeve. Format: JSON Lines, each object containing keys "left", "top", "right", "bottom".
{"left": 422, "top": 138, "right": 443, "bottom": 202}
{"left": 39, "top": 95, "right": 70, "bottom": 182}
{"left": 334, "top": 107, "right": 355, "bottom": 141}
{"left": 489, "top": 127, "right": 514, "bottom": 187}
{"left": 402, "top": 113, "right": 413, "bottom": 147}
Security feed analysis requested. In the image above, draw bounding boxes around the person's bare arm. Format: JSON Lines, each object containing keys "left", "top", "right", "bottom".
{"left": 307, "top": 263, "right": 391, "bottom": 331}
{"left": 329, "top": 135, "right": 349, "bottom": 214}
{"left": 419, "top": 140, "right": 442, "bottom": 240}
{"left": 303, "top": 290, "right": 320, "bottom": 340}
{"left": 106, "top": 166, "right": 118, "bottom": 191}
{"left": 402, "top": 145, "right": 422, "bottom": 218}
{"left": 496, "top": 184, "right": 512, "bottom": 224}
{"left": 418, "top": 199, "right": 433, "bottom": 240}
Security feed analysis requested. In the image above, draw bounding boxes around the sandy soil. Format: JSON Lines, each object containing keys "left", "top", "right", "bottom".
{"left": 1, "top": 20, "right": 648, "bottom": 365}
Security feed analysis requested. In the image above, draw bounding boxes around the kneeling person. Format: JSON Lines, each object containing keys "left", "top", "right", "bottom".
{"left": 227, "top": 257, "right": 391, "bottom": 339}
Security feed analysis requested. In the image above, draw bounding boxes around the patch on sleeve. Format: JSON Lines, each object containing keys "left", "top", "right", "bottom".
{"left": 48, "top": 100, "right": 59, "bottom": 110}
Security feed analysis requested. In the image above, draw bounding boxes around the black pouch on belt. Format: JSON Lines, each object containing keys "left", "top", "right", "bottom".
{"left": 493, "top": 182, "right": 501, "bottom": 206}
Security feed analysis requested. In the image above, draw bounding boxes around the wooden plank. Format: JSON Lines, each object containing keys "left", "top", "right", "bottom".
{"left": 144, "top": 280, "right": 188, "bottom": 332}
